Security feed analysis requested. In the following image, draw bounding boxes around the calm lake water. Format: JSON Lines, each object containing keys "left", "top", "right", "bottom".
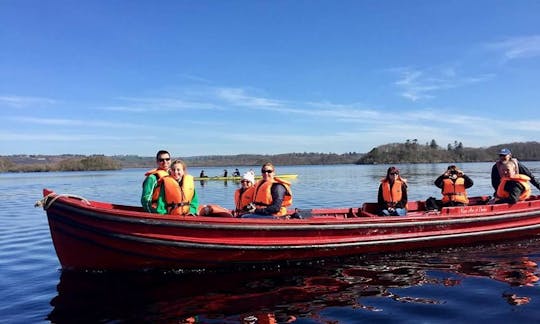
{"left": 2, "top": 162, "right": 540, "bottom": 323}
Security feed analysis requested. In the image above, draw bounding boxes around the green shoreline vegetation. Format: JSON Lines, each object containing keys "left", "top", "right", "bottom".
{"left": 1, "top": 140, "right": 540, "bottom": 173}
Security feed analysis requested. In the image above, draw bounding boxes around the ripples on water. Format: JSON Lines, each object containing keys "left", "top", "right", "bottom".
{"left": 1, "top": 163, "right": 540, "bottom": 323}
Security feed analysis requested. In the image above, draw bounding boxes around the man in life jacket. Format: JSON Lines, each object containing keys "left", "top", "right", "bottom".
{"left": 141, "top": 150, "right": 171, "bottom": 213}
{"left": 241, "top": 162, "right": 293, "bottom": 219}
{"left": 495, "top": 163, "right": 531, "bottom": 204}
{"left": 154, "top": 159, "right": 199, "bottom": 215}
{"left": 434, "top": 165, "right": 474, "bottom": 207}
{"left": 378, "top": 166, "right": 408, "bottom": 216}
{"left": 234, "top": 171, "right": 255, "bottom": 216}
{"left": 491, "top": 148, "right": 540, "bottom": 195}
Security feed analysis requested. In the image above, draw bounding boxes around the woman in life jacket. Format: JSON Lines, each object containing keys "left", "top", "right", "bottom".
{"left": 152, "top": 159, "right": 199, "bottom": 215}
{"left": 377, "top": 166, "right": 408, "bottom": 216}
{"left": 241, "top": 162, "right": 293, "bottom": 218}
{"left": 434, "top": 165, "right": 474, "bottom": 207}
{"left": 495, "top": 163, "right": 531, "bottom": 204}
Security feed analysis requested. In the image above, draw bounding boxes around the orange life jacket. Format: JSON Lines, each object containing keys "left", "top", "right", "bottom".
{"left": 152, "top": 174, "right": 195, "bottom": 215}
{"left": 252, "top": 177, "right": 292, "bottom": 216}
{"left": 496, "top": 174, "right": 531, "bottom": 201}
{"left": 441, "top": 177, "right": 469, "bottom": 204}
{"left": 143, "top": 168, "right": 169, "bottom": 186}
{"left": 380, "top": 178, "right": 405, "bottom": 208}
{"left": 234, "top": 186, "right": 255, "bottom": 212}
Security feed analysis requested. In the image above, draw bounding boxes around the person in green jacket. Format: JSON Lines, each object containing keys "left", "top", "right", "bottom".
{"left": 141, "top": 150, "right": 171, "bottom": 213}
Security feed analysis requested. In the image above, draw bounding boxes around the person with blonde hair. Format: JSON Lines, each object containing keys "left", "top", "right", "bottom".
{"left": 152, "top": 159, "right": 199, "bottom": 215}
{"left": 491, "top": 148, "right": 540, "bottom": 194}
{"left": 495, "top": 162, "right": 531, "bottom": 204}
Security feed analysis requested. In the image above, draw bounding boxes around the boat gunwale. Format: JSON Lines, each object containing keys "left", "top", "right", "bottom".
{"left": 45, "top": 192, "right": 540, "bottom": 231}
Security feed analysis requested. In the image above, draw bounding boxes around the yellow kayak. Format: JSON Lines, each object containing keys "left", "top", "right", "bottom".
{"left": 194, "top": 174, "right": 298, "bottom": 181}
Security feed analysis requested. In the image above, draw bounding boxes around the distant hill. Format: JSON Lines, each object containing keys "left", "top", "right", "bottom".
{"left": 356, "top": 140, "right": 540, "bottom": 164}
{"left": 2, "top": 140, "right": 540, "bottom": 172}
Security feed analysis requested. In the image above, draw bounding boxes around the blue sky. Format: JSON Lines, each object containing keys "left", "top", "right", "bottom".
{"left": 1, "top": 1, "right": 540, "bottom": 157}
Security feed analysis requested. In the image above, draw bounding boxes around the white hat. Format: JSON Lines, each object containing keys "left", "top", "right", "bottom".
{"left": 242, "top": 172, "right": 255, "bottom": 184}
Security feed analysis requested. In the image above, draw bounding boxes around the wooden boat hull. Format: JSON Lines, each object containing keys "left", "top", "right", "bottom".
{"left": 194, "top": 174, "right": 298, "bottom": 181}
{"left": 40, "top": 189, "right": 540, "bottom": 271}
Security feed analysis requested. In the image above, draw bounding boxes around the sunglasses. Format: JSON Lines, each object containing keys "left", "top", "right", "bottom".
{"left": 241, "top": 180, "right": 250, "bottom": 183}
{"left": 390, "top": 172, "right": 399, "bottom": 175}
{"left": 262, "top": 169, "right": 274, "bottom": 174}
{"left": 158, "top": 158, "right": 171, "bottom": 162}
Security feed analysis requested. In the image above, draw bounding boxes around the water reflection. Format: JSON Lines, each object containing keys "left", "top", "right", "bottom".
{"left": 48, "top": 240, "right": 540, "bottom": 323}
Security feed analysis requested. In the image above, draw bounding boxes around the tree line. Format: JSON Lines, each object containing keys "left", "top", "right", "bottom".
{"left": 356, "top": 140, "right": 540, "bottom": 164}
{"left": 2, "top": 140, "right": 539, "bottom": 172}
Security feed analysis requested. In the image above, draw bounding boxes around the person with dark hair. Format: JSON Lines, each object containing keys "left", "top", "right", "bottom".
{"left": 141, "top": 150, "right": 171, "bottom": 213}
{"left": 491, "top": 148, "right": 540, "bottom": 194}
{"left": 241, "top": 162, "right": 293, "bottom": 219}
{"left": 434, "top": 165, "right": 474, "bottom": 207}
{"left": 377, "top": 166, "right": 408, "bottom": 216}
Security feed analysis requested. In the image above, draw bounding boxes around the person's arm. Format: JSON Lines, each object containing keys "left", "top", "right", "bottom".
{"left": 397, "top": 183, "right": 408, "bottom": 208}
{"left": 141, "top": 175, "right": 157, "bottom": 212}
{"left": 254, "top": 183, "right": 286, "bottom": 215}
{"left": 189, "top": 189, "right": 199, "bottom": 215}
{"left": 377, "top": 184, "right": 387, "bottom": 209}
{"left": 498, "top": 181, "right": 524, "bottom": 204}
{"left": 434, "top": 174, "right": 445, "bottom": 189}
{"left": 491, "top": 164, "right": 500, "bottom": 192}
{"left": 462, "top": 174, "right": 474, "bottom": 188}
{"left": 518, "top": 162, "right": 540, "bottom": 190}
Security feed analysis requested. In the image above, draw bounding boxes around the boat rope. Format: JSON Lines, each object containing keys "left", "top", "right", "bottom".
{"left": 34, "top": 193, "right": 90, "bottom": 210}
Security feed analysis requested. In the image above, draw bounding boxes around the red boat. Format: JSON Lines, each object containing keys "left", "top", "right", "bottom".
{"left": 38, "top": 188, "right": 540, "bottom": 271}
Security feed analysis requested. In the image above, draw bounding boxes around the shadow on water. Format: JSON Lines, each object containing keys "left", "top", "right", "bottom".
{"left": 47, "top": 238, "right": 540, "bottom": 323}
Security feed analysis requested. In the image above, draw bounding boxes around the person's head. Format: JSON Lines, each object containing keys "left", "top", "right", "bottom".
{"left": 386, "top": 166, "right": 400, "bottom": 181}
{"left": 498, "top": 148, "right": 512, "bottom": 161}
{"left": 155, "top": 150, "right": 171, "bottom": 170}
{"left": 170, "top": 159, "right": 187, "bottom": 180}
{"left": 447, "top": 165, "right": 460, "bottom": 179}
{"left": 502, "top": 161, "right": 517, "bottom": 178}
{"left": 261, "top": 162, "right": 275, "bottom": 180}
{"left": 241, "top": 172, "right": 255, "bottom": 188}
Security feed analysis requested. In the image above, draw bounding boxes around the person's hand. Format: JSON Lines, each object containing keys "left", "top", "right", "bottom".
{"left": 244, "top": 203, "right": 256, "bottom": 213}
